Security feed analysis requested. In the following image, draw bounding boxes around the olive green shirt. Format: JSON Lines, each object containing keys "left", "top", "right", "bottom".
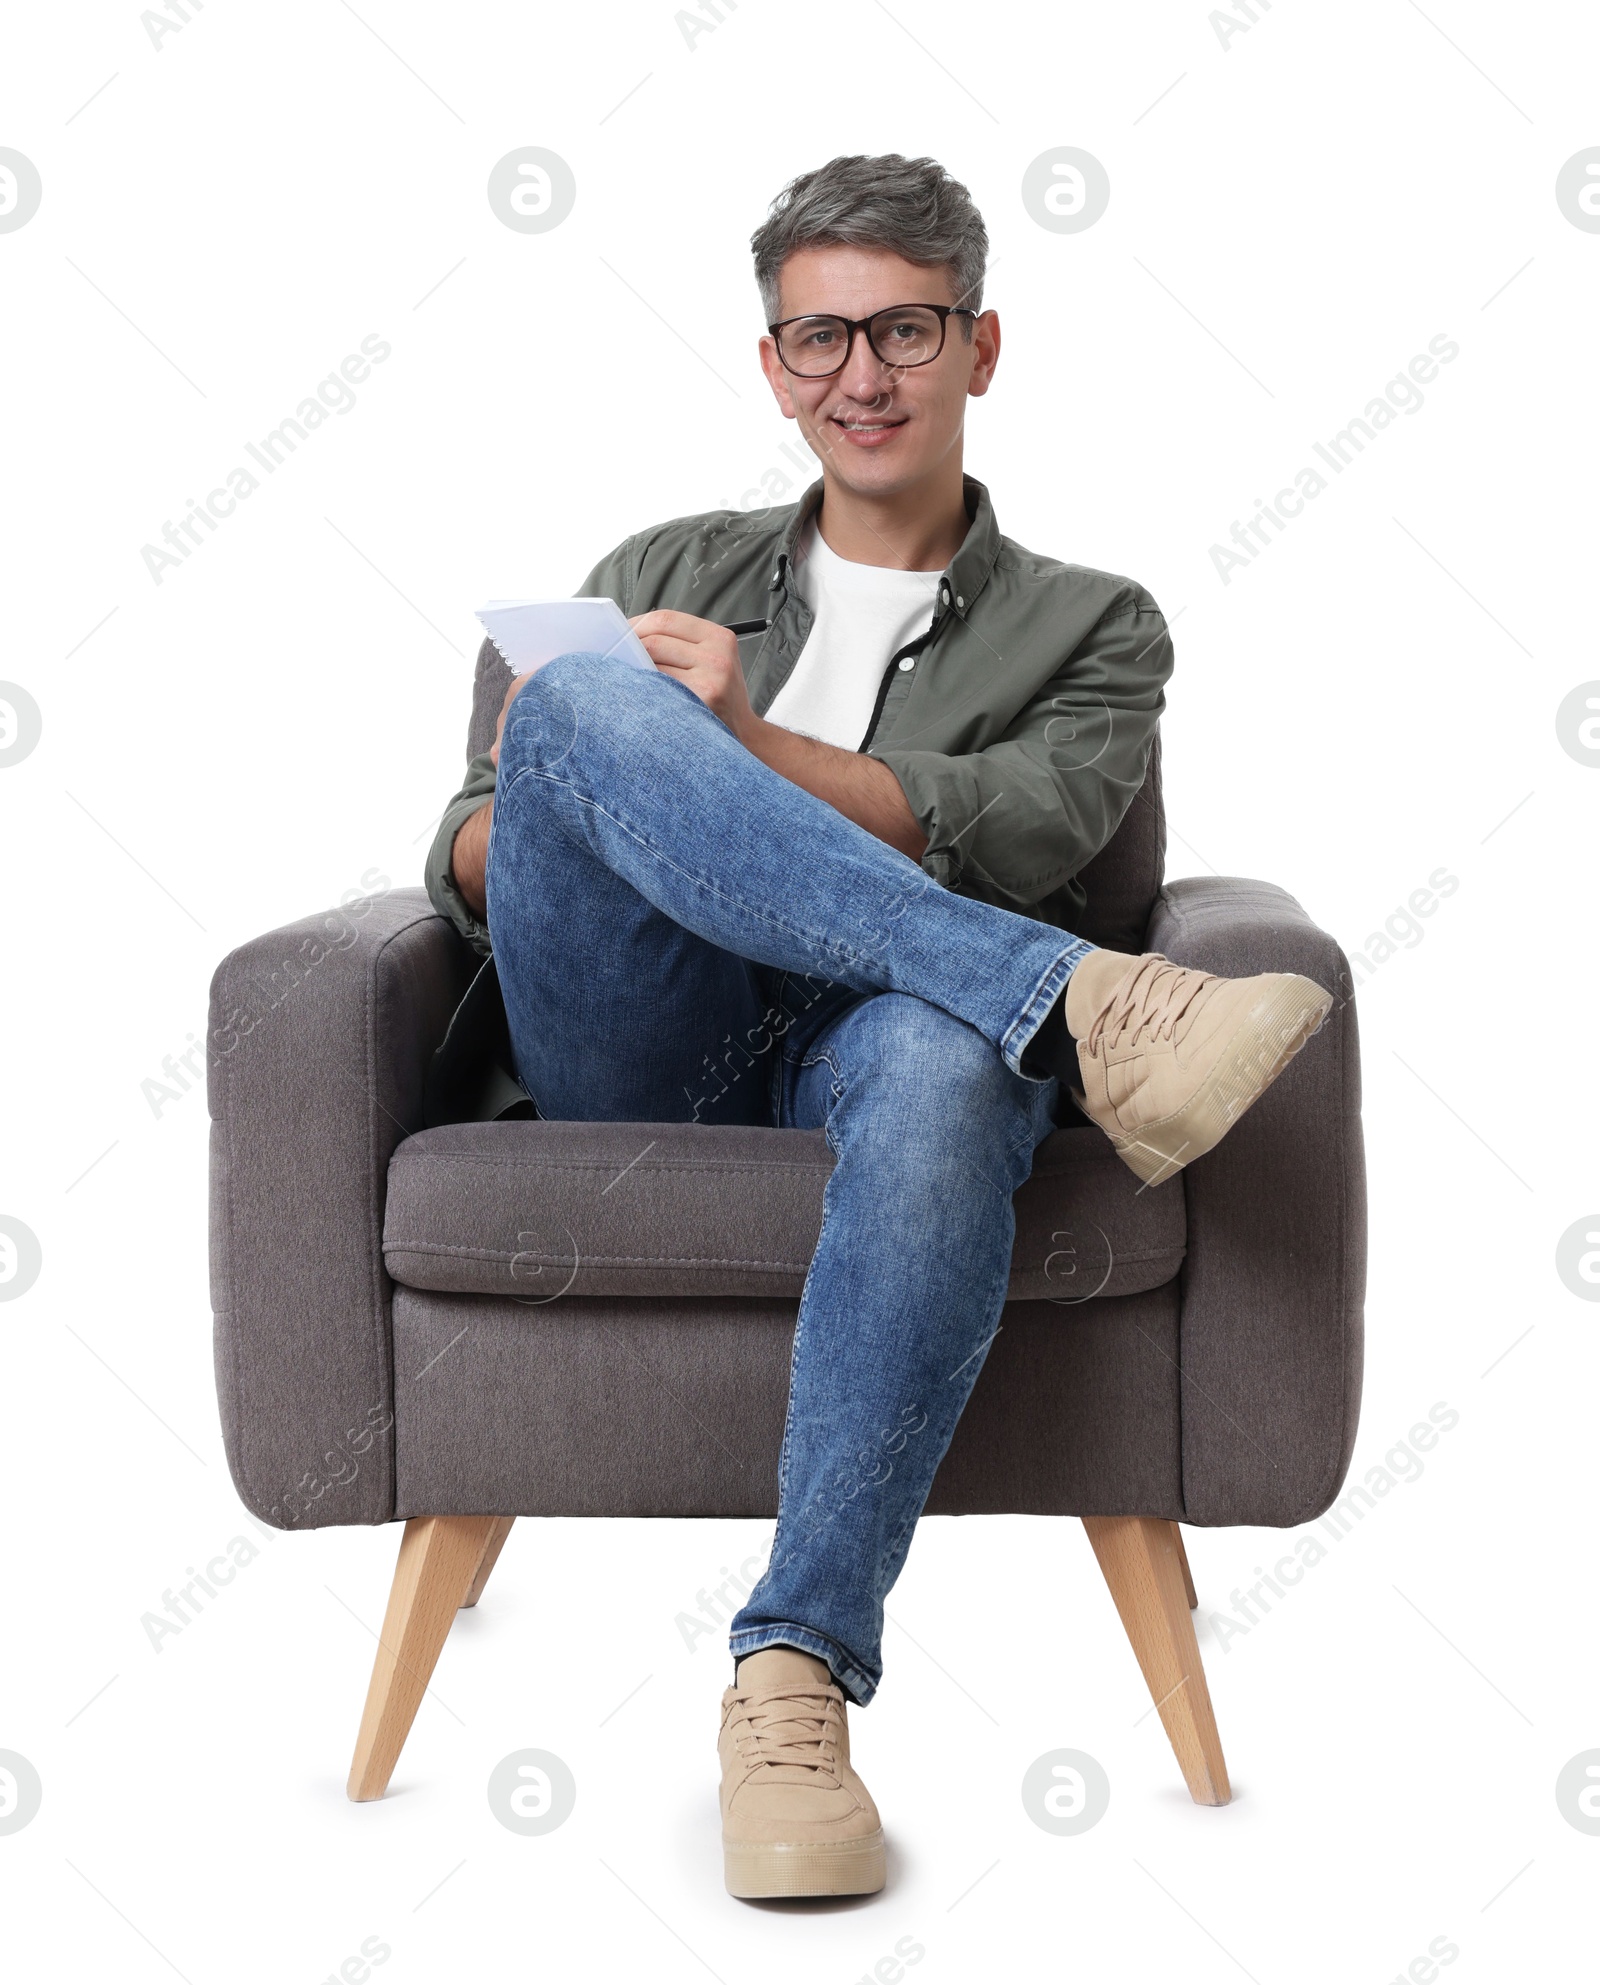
{"left": 424, "top": 473, "right": 1172, "bottom": 960}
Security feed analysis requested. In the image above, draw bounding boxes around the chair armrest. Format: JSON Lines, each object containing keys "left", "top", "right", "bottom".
{"left": 1145, "top": 877, "right": 1366, "bottom": 1527}
{"left": 207, "top": 886, "right": 475, "bottom": 1528}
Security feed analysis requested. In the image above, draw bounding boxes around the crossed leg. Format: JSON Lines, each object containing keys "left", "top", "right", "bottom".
{"left": 484, "top": 652, "right": 1091, "bottom": 1111}
{"left": 484, "top": 652, "right": 1076, "bottom": 1695}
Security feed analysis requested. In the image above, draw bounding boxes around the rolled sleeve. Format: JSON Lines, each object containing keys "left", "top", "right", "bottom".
{"left": 876, "top": 593, "right": 1173, "bottom": 910}
{"left": 423, "top": 750, "right": 497, "bottom": 958}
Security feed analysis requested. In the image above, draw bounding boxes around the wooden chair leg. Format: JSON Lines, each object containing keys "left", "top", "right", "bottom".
{"left": 462, "top": 1516, "right": 516, "bottom": 1609}
{"left": 1083, "top": 1515, "right": 1231, "bottom": 1807}
{"left": 1171, "top": 1521, "right": 1198, "bottom": 1610}
{"left": 347, "top": 1514, "right": 503, "bottom": 1803}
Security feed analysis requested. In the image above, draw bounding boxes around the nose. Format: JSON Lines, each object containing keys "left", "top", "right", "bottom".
{"left": 835, "top": 325, "right": 896, "bottom": 406}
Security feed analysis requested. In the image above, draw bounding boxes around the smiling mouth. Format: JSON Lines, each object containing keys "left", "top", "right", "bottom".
{"left": 828, "top": 414, "right": 909, "bottom": 442}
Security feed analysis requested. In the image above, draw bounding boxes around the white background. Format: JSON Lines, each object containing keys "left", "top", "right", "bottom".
{"left": 3, "top": 0, "right": 1598, "bottom": 1977}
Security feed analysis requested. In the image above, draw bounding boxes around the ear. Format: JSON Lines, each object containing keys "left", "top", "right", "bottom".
{"left": 966, "top": 310, "right": 1001, "bottom": 400}
{"left": 758, "top": 334, "right": 799, "bottom": 417}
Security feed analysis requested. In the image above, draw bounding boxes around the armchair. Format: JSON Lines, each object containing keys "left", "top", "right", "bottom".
{"left": 207, "top": 650, "right": 1365, "bottom": 1808}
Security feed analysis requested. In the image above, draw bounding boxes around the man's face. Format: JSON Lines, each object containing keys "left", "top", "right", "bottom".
{"left": 759, "top": 244, "right": 999, "bottom": 501}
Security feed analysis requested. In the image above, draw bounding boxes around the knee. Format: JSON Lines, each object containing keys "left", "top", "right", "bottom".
{"left": 535, "top": 649, "right": 637, "bottom": 701}
{"left": 510, "top": 650, "right": 627, "bottom": 724}
{"left": 499, "top": 652, "right": 627, "bottom": 780}
{"left": 501, "top": 652, "right": 686, "bottom": 782}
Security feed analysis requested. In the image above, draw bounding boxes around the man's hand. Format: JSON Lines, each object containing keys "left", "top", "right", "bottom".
{"left": 452, "top": 616, "right": 927, "bottom": 910}
{"left": 636, "top": 608, "right": 925, "bottom": 861}
{"left": 629, "top": 610, "right": 757, "bottom": 742}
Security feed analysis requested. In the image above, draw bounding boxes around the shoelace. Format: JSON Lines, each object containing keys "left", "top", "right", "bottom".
{"left": 733, "top": 1684, "right": 843, "bottom": 1779}
{"left": 1084, "top": 955, "right": 1211, "bottom": 1058}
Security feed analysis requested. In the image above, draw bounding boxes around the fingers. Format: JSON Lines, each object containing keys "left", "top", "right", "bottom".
{"left": 630, "top": 615, "right": 738, "bottom": 682}
{"left": 633, "top": 630, "right": 713, "bottom": 673}
{"left": 629, "top": 608, "right": 718, "bottom": 640}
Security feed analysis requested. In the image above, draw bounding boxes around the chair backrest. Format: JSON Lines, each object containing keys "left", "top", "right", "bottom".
{"left": 465, "top": 639, "right": 1166, "bottom": 952}
{"left": 1071, "top": 731, "right": 1166, "bottom": 953}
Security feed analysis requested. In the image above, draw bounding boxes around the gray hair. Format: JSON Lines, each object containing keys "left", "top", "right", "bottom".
{"left": 750, "top": 154, "right": 988, "bottom": 329}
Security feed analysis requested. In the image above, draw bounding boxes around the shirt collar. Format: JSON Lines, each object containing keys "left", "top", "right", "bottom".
{"left": 771, "top": 473, "right": 1001, "bottom": 626}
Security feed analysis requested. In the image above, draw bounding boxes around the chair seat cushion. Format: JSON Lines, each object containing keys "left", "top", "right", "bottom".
{"left": 382, "top": 1120, "right": 1185, "bottom": 1305}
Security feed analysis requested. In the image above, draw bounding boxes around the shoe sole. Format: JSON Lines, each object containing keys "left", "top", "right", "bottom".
{"left": 1107, "top": 975, "right": 1333, "bottom": 1188}
{"left": 724, "top": 1831, "right": 886, "bottom": 1899}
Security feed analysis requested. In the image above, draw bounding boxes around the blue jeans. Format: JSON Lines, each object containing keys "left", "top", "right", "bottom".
{"left": 486, "top": 654, "right": 1094, "bottom": 1704}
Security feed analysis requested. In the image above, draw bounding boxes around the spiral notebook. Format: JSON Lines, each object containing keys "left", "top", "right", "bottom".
{"left": 473, "top": 596, "right": 655, "bottom": 676}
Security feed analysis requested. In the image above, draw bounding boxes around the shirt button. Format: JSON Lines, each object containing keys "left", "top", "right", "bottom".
{"left": 897, "top": 656, "right": 915, "bottom": 672}
{"left": 956, "top": 595, "right": 964, "bottom": 609}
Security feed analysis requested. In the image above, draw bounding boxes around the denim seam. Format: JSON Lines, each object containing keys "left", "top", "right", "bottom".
{"left": 868, "top": 1182, "right": 1018, "bottom": 1601}
{"left": 1008, "top": 1077, "right": 1059, "bottom": 1171}
{"left": 727, "top": 1624, "right": 878, "bottom": 1707}
{"left": 763, "top": 1161, "right": 838, "bottom": 1569}
{"left": 1000, "top": 939, "right": 1093, "bottom": 1076}
{"left": 769, "top": 973, "right": 790, "bottom": 1120}
{"left": 755, "top": 1102, "right": 850, "bottom": 1604}
{"left": 869, "top": 1485, "right": 927, "bottom": 1614}
{"left": 798, "top": 1045, "right": 844, "bottom": 1080}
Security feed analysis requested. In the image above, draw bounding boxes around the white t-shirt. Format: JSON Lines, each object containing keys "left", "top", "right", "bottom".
{"left": 763, "top": 518, "right": 944, "bottom": 751}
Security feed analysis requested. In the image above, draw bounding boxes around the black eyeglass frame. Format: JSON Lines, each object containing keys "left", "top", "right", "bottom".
{"left": 765, "top": 303, "right": 980, "bottom": 378}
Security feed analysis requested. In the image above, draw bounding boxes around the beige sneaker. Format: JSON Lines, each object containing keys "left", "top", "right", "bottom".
{"left": 1064, "top": 949, "right": 1333, "bottom": 1187}
{"left": 718, "top": 1647, "right": 886, "bottom": 1899}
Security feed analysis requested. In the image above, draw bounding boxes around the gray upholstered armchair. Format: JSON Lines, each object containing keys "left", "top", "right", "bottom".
{"left": 207, "top": 646, "right": 1366, "bottom": 1807}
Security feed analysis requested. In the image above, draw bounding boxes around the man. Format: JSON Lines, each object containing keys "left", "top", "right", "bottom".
{"left": 424, "top": 153, "right": 1329, "bottom": 1898}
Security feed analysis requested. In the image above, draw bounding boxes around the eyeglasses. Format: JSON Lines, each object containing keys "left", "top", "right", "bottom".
{"left": 766, "top": 303, "right": 978, "bottom": 378}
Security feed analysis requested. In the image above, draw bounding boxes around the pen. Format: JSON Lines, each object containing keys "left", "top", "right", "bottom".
{"left": 723, "top": 619, "right": 769, "bottom": 636}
